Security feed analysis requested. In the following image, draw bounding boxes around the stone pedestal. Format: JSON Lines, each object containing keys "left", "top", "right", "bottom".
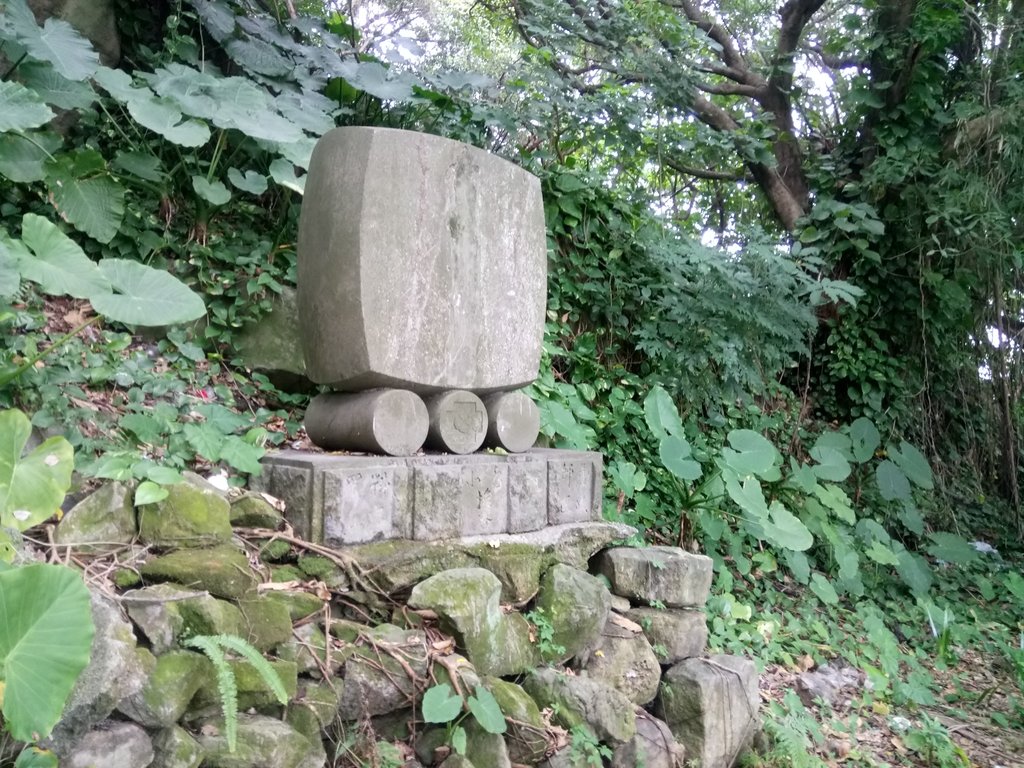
{"left": 252, "top": 449, "right": 603, "bottom": 545}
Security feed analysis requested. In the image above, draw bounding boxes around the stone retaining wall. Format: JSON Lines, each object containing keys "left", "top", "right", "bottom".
{"left": 20, "top": 474, "right": 760, "bottom": 768}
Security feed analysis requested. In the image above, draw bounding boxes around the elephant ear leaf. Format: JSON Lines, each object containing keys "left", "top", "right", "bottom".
{"left": 0, "top": 563, "right": 95, "bottom": 742}
{"left": 0, "top": 408, "right": 73, "bottom": 533}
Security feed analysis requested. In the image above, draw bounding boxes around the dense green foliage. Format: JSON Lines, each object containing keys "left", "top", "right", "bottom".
{"left": 1, "top": 0, "right": 1023, "bottom": 764}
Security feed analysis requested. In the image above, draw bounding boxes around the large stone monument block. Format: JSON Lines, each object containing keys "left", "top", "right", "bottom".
{"left": 297, "top": 127, "right": 547, "bottom": 393}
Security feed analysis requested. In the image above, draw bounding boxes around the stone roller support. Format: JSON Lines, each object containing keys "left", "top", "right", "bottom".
{"left": 482, "top": 391, "right": 540, "bottom": 453}
{"left": 304, "top": 390, "right": 428, "bottom": 456}
{"left": 423, "top": 390, "right": 488, "bottom": 454}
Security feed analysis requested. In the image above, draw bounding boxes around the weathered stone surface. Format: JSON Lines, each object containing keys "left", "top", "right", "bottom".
{"left": 322, "top": 459, "right": 414, "bottom": 543}
{"left": 524, "top": 668, "right": 636, "bottom": 745}
{"left": 304, "top": 390, "right": 428, "bottom": 456}
{"left": 464, "top": 720, "right": 512, "bottom": 768}
{"left": 408, "top": 568, "right": 537, "bottom": 676}
{"left": 259, "top": 449, "right": 607, "bottom": 545}
{"left": 336, "top": 626, "right": 429, "bottom": 719}
{"left": 234, "top": 286, "right": 310, "bottom": 387}
{"left": 151, "top": 726, "right": 204, "bottom": 768}
{"left": 230, "top": 492, "right": 285, "bottom": 529}
{"left": 583, "top": 620, "right": 662, "bottom": 705}
{"left": 62, "top": 721, "right": 152, "bottom": 768}
{"left": 534, "top": 564, "right": 611, "bottom": 663}
{"left": 297, "top": 126, "right": 546, "bottom": 393}
{"left": 55, "top": 482, "right": 136, "bottom": 551}
{"left": 545, "top": 450, "right": 603, "bottom": 525}
{"left": 626, "top": 607, "right": 708, "bottom": 664}
{"left": 796, "top": 664, "right": 862, "bottom": 708}
{"left": 286, "top": 680, "right": 341, "bottom": 741}
{"left": 117, "top": 650, "right": 210, "bottom": 727}
{"left": 439, "top": 756, "right": 477, "bottom": 768}
{"left": 140, "top": 545, "right": 257, "bottom": 599}
{"left": 138, "top": 476, "right": 232, "bottom": 548}
{"left": 483, "top": 391, "right": 540, "bottom": 453}
{"left": 28, "top": 0, "right": 120, "bottom": 65}
{"left": 196, "top": 714, "right": 323, "bottom": 768}
{"left": 485, "top": 677, "right": 547, "bottom": 765}
{"left": 280, "top": 622, "right": 342, "bottom": 678}
{"left": 237, "top": 594, "right": 294, "bottom": 651}
{"left": 123, "top": 585, "right": 243, "bottom": 653}
{"left": 425, "top": 390, "right": 488, "bottom": 454}
{"left": 537, "top": 748, "right": 589, "bottom": 768}
{"left": 612, "top": 712, "right": 686, "bottom": 768}
{"left": 46, "top": 595, "right": 148, "bottom": 754}
{"left": 656, "top": 655, "right": 760, "bottom": 768}
{"left": 594, "top": 547, "right": 713, "bottom": 608}
{"left": 338, "top": 521, "right": 635, "bottom": 600}
{"left": 506, "top": 453, "right": 547, "bottom": 532}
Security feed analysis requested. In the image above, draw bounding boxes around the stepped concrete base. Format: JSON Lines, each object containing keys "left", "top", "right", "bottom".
{"left": 254, "top": 449, "right": 603, "bottom": 545}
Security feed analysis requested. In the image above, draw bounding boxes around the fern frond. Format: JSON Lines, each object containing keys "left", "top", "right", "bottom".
{"left": 185, "top": 635, "right": 240, "bottom": 752}
{"left": 212, "top": 634, "right": 289, "bottom": 704}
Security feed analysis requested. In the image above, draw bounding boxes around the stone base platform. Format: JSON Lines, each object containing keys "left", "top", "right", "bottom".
{"left": 253, "top": 449, "right": 604, "bottom": 546}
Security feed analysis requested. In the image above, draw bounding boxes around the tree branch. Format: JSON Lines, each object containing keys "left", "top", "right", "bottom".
{"left": 696, "top": 80, "right": 765, "bottom": 98}
{"left": 663, "top": 156, "right": 747, "bottom": 181}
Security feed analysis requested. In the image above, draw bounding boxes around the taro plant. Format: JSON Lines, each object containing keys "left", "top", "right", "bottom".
{"left": 639, "top": 386, "right": 975, "bottom": 600}
{"left": 0, "top": 409, "right": 95, "bottom": 765}
{"left": 420, "top": 682, "right": 505, "bottom": 757}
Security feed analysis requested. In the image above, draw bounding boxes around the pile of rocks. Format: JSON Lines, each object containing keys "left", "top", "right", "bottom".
{"left": 35, "top": 474, "right": 759, "bottom": 768}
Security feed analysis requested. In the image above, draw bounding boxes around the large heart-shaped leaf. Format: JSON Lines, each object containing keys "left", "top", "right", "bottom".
{"left": 723, "top": 429, "right": 777, "bottom": 477}
{"left": 0, "top": 409, "right": 74, "bottom": 534}
{"left": 16, "top": 62, "right": 96, "bottom": 110}
{"left": 875, "top": 460, "right": 911, "bottom": 501}
{"left": 0, "top": 81, "right": 55, "bottom": 133}
{"left": 46, "top": 168, "right": 125, "bottom": 244}
{"left": 127, "top": 96, "right": 211, "bottom": 148}
{"left": 15, "top": 213, "right": 110, "bottom": 298}
{"left": 0, "top": 133, "right": 62, "bottom": 183}
{"left": 644, "top": 386, "right": 684, "bottom": 440}
{"left": 890, "top": 441, "right": 933, "bottom": 490}
{"left": 849, "top": 417, "right": 880, "bottom": 463}
{"left": 659, "top": 436, "right": 701, "bottom": 481}
{"left": 467, "top": 686, "right": 506, "bottom": 735}
{"left": 421, "top": 683, "right": 462, "bottom": 723}
{"left": 0, "top": 563, "right": 95, "bottom": 742}
{"left": 0, "top": 240, "right": 21, "bottom": 296}
{"left": 191, "top": 176, "right": 231, "bottom": 206}
{"left": 17, "top": 14, "right": 98, "bottom": 81}
{"left": 90, "top": 259, "right": 206, "bottom": 326}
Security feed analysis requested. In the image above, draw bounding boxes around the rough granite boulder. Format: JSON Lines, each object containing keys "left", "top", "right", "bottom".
{"left": 45, "top": 594, "right": 149, "bottom": 755}
{"left": 484, "top": 677, "right": 548, "bottom": 765}
{"left": 123, "top": 584, "right": 244, "bottom": 654}
{"left": 117, "top": 650, "right": 210, "bottom": 727}
{"left": 336, "top": 626, "right": 430, "bottom": 719}
{"left": 62, "top": 721, "right": 153, "bottom": 768}
{"left": 534, "top": 563, "right": 611, "bottom": 663}
{"left": 626, "top": 607, "right": 708, "bottom": 664}
{"left": 55, "top": 481, "right": 136, "bottom": 551}
{"left": 612, "top": 712, "right": 686, "bottom": 768}
{"left": 150, "top": 726, "right": 204, "bottom": 768}
{"left": 233, "top": 286, "right": 311, "bottom": 391}
{"left": 408, "top": 568, "right": 537, "bottom": 676}
{"left": 189, "top": 659, "right": 299, "bottom": 717}
{"left": 196, "top": 714, "right": 324, "bottom": 768}
{"left": 594, "top": 546, "right": 713, "bottom": 608}
{"left": 656, "top": 655, "right": 760, "bottom": 768}
{"left": 582, "top": 619, "right": 662, "bottom": 705}
{"left": 297, "top": 126, "right": 546, "bottom": 393}
{"left": 524, "top": 668, "right": 636, "bottom": 746}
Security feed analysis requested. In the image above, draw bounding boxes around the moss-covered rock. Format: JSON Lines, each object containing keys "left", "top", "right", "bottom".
{"left": 150, "top": 725, "right": 204, "bottom": 768}
{"left": 261, "top": 589, "right": 326, "bottom": 622}
{"left": 237, "top": 595, "right": 294, "bottom": 651}
{"left": 255, "top": 538, "right": 293, "bottom": 562}
{"left": 408, "top": 568, "right": 538, "bottom": 677}
{"left": 285, "top": 680, "right": 341, "bottom": 742}
{"left": 534, "top": 564, "right": 610, "bottom": 663}
{"left": 195, "top": 714, "right": 323, "bottom": 768}
{"left": 138, "top": 476, "right": 232, "bottom": 548}
{"left": 230, "top": 493, "right": 285, "bottom": 529}
{"left": 483, "top": 678, "right": 547, "bottom": 765}
{"left": 123, "top": 585, "right": 244, "bottom": 652}
{"left": 524, "top": 668, "right": 636, "bottom": 746}
{"left": 279, "top": 622, "right": 342, "bottom": 678}
{"left": 55, "top": 482, "right": 136, "bottom": 552}
{"left": 190, "top": 659, "right": 299, "bottom": 717}
{"left": 594, "top": 546, "right": 713, "bottom": 609}
{"left": 140, "top": 545, "right": 257, "bottom": 599}
{"left": 118, "top": 650, "right": 211, "bottom": 727}
{"left": 464, "top": 719, "right": 511, "bottom": 768}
